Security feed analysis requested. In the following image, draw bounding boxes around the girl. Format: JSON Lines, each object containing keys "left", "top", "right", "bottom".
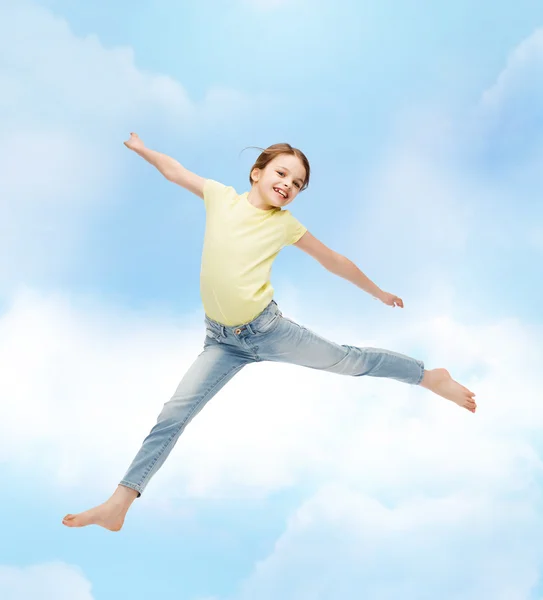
{"left": 62, "top": 134, "right": 477, "bottom": 532}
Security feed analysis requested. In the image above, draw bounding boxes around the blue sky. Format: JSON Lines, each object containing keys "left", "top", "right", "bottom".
{"left": 1, "top": 0, "right": 542, "bottom": 598}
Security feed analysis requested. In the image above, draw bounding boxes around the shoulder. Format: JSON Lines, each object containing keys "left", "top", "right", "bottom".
{"left": 279, "top": 208, "right": 304, "bottom": 226}
{"left": 203, "top": 179, "right": 237, "bottom": 196}
{"left": 279, "top": 209, "right": 307, "bottom": 245}
{"left": 277, "top": 208, "right": 299, "bottom": 221}
{"left": 203, "top": 179, "right": 240, "bottom": 204}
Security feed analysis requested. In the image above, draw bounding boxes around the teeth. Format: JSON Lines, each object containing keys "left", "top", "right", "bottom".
{"left": 274, "top": 188, "right": 287, "bottom": 198}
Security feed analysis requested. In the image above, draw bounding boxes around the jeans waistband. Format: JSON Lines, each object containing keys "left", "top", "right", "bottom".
{"left": 204, "top": 300, "right": 280, "bottom": 336}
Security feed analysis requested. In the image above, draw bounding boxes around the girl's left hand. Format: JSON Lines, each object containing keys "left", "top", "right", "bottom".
{"left": 379, "top": 291, "right": 404, "bottom": 308}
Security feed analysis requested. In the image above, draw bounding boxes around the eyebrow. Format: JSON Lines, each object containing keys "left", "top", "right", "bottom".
{"left": 276, "top": 165, "right": 304, "bottom": 184}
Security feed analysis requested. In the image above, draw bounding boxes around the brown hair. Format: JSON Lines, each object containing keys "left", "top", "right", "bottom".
{"left": 248, "top": 143, "right": 310, "bottom": 191}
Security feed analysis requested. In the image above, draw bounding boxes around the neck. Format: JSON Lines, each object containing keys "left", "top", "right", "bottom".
{"left": 247, "top": 186, "right": 276, "bottom": 211}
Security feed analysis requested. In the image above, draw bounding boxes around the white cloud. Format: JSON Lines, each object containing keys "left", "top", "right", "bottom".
{"left": 0, "top": 563, "right": 94, "bottom": 600}
{"left": 0, "top": 285, "right": 541, "bottom": 504}
{"left": 480, "top": 28, "right": 543, "bottom": 115}
{"left": 0, "top": 241, "right": 541, "bottom": 597}
{"left": 0, "top": 3, "right": 194, "bottom": 138}
{"left": 474, "top": 27, "right": 543, "bottom": 166}
{"left": 1, "top": 13, "right": 542, "bottom": 599}
{"left": 348, "top": 28, "right": 543, "bottom": 306}
{"left": 0, "top": 1, "right": 270, "bottom": 293}
{"left": 0, "top": 287, "right": 383, "bottom": 498}
{"left": 192, "top": 31, "right": 543, "bottom": 597}
{"left": 0, "top": 3, "right": 233, "bottom": 126}
{"left": 0, "top": 129, "right": 109, "bottom": 291}
{"left": 231, "top": 484, "right": 542, "bottom": 600}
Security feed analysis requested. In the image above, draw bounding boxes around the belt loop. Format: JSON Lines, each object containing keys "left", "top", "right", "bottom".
{"left": 245, "top": 323, "right": 255, "bottom": 334}
{"left": 221, "top": 325, "right": 227, "bottom": 337}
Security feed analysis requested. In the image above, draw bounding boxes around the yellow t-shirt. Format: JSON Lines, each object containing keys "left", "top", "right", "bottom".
{"left": 200, "top": 179, "right": 307, "bottom": 326}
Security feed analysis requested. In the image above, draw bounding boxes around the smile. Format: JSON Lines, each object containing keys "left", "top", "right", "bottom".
{"left": 273, "top": 187, "right": 288, "bottom": 199}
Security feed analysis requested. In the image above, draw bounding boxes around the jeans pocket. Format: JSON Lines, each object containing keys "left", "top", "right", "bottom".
{"left": 254, "top": 312, "right": 281, "bottom": 334}
{"left": 205, "top": 327, "right": 222, "bottom": 342}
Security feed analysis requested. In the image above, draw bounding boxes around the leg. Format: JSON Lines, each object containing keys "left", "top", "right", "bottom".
{"left": 261, "top": 317, "right": 424, "bottom": 382}
{"left": 259, "top": 316, "right": 476, "bottom": 412}
{"left": 63, "top": 339, "right": 252, "bottom": 531}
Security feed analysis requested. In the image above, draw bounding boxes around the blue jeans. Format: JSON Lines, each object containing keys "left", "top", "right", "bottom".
{"left": 120, "top": 300, "right": 424, "bottom": 496}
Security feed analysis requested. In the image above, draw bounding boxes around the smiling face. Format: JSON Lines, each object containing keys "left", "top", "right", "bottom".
{"left": 250, "top": 154, "right": 307, "bottom": 209}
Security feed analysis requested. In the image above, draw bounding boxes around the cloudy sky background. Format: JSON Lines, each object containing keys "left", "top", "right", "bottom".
{"left": 1, "top": 0, "right": 542, "bottom": 598}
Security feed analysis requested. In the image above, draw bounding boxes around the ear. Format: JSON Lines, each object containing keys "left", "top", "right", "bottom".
{"left": 250, "top": 167, "right": 261, "bottom": 184}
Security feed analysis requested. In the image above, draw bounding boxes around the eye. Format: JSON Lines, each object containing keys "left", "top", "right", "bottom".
{"left": 294, "top": 182, "right": 301, "bottom": 189}
{"left": 276, "top": 170, "right": 285, "bottom": 177}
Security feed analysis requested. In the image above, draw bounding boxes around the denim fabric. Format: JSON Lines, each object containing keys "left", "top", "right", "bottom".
{"left": 120, "top": 300, "right": 424, "bottom": 496}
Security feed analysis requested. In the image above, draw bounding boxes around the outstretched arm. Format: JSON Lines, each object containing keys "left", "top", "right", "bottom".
{"left": 124, "top": 133, "right": 206, "bottom": 199}
{"left": 294, "top": 232, "right": 404, "bottom": 307}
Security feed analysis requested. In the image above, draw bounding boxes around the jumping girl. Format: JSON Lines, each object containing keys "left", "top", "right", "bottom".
{"left": 62, "top": 134, "right": 477, "bottom": 531}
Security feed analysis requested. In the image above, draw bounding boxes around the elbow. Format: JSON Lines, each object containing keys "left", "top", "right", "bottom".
{"left": 325, "top": 253, "right": 350, "bottom": 273}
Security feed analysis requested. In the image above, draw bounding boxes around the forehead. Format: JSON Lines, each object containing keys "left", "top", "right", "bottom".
{"left": 268, "top": 154, "right": 306, "bottom": 180}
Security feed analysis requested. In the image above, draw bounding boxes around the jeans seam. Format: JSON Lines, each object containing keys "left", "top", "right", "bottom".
{"left": 119, "top": 480, "right": 142, "bottom": 496}
{"left": 318, "top": 344, "right": 356, "bottom": 373}
{"left": 254, "top": 312, "right": 281, "bottom": 336}
{"left": 414, "top": 361, "right": 425, "bottom": 385}
{"left": 135, "top": 361, "right": 244, "bottom": 491}
{"left": 363, "top": 349, "right": 388, "bottom": 376}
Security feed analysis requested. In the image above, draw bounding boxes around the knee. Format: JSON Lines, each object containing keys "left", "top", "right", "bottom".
{"left": 159, "top": 392, "right": 198, "bottom": 422}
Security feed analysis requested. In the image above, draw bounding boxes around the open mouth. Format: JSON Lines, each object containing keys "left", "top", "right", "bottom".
{"left": 273, "top": 187, "right": 288, "bottom": 200}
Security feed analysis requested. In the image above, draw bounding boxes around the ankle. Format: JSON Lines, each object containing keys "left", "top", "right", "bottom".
{"left": 419, "top": 368, "right": 438, "bottom": 389}
{"left": 111, "top": 485, "right": 139, "bottom": 506}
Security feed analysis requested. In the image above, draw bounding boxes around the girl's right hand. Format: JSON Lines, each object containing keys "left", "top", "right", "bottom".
{"left": 124, "top": 132, "right": 145, "bottom": 152}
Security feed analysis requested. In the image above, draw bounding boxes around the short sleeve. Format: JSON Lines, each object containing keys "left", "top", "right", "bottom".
{"left": 203, "top": 179, "right": 227, "bottom": 209}
{"left": 282, "top": 211, "right": 307, "bottom": 246}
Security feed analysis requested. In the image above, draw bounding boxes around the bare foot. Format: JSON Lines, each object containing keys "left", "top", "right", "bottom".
{"left": 420, "top": 368, "right": 477, "bottom": 413}
{"left": 62, "top": 486, "right": 138, "bottom": 532}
